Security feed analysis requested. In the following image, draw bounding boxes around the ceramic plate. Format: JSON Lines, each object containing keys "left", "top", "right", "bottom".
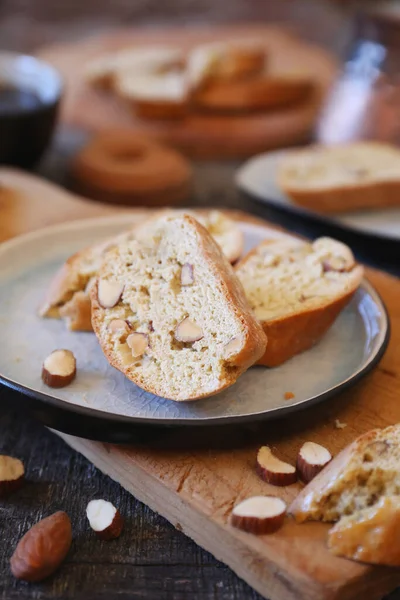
{"left": 236, "top": 149, "right": 400, "bottom": 241}
{"left": 0, "top": 215, "right": 390, "bottom": 441}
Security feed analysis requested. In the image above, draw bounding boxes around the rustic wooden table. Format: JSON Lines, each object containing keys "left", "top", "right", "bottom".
{"left": 1, "top": 2, "right": 400, "bottom": 599}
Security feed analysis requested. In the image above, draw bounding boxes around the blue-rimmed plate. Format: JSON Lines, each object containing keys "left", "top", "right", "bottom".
{"left": 0, "top": 215, "right": 390, "bottom": 442}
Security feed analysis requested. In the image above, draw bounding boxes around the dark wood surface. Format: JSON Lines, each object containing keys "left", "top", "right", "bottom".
{"left": 1, "top": 2, "right": 400, "bottom": 599}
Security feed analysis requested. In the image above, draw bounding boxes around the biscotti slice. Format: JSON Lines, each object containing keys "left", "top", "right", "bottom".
{"left": 278, "top": 142, "right": 400, "bottom": 214}
{"left": 115, "top": 71, "right": 187, "bottom": 120}
{"left": 39, "top": 230, "right": 137, "bottom": 331}
{"left": 327, "top": 496, "right": 400, "bottom": 566}
{"left": 235, "top": 236, "right": 364, "bottom": 366}
{"left": 290, "top": 423, "right": 400, "bottom": 523}
{"left": 40, "top": 210, "right": 243, "bottom": 332}
{"left": 90, "top": 214, "right": 267, "bottom": 401}
{"left": 187, "top": 41, "right": 266, "bottom": 91}
{"left": 84, "top": 46, "right": 183, "bottom": 89}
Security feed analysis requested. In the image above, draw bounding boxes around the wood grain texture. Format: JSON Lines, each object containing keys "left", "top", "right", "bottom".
{"left": 36, "top": 25, "right": 337, "bottom": 158}
{"left": 1, "top": 170, "right": 399, "bottom": 600}
{"left": 0, "top": 168, "right": 151, "bottom": 242}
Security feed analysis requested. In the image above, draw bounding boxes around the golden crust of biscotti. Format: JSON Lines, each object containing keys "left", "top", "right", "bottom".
{"left": 235, "top": 236, "right": 364, "bottom": 367}
{"left": 90, "top": 214, "right": 267, "bottom": 401}
{"left": 328, "top": 496, "right": 400, "bottom": 566}
{"left": 255, "top": 289, "right": 359, "bottom": 367}
{"left": 192, "top": 76, "right": 314, "bottom": 113}
{"left": 278, "top": 142, "right": 400, "bottom": 214}
{"left": 39, "top": 246, "right": 96, "bottom": 320}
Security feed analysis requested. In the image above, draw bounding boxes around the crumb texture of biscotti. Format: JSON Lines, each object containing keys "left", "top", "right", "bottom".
{"left": 327, "top": 496, "right": 400, "bottom": 566}
{"left": 278, "top": 142, "right": 400, "bottom": 213}
{"left": 39, "top": 231, "right": 135, "bottom": 324}
{"left": 290, "top": 424, "right": 400, "bottom": 524}
{"left": 91, "top": 214, "right": 266, "bottom": 401}
{"left": 235, "top": 235, "right": 363, "bottom": 366}
{"left": 40, "top": 210, "right": 243, "bottom": 332}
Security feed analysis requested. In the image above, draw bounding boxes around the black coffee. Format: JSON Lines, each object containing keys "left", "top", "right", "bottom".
{"left": 0, "top": 83, "right": 42, "bottom": 114}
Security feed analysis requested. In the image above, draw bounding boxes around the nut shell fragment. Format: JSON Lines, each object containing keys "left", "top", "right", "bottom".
{"left": 256, "top": 446, "right": 297, "bottom": 486}
{"left": 86, "top": 499, "right": 123, "bottom": 540}
{"left": 42, "top": 349, "right": 76, "bottom": 388}
{"left": 0, "top": 456, "right": 24, "bottom": 497}
{"left": 296, "top": 442, "right": 332, "bottom": 483}
{"left": 231, "top": 496, "right": 286, "bottom": 535}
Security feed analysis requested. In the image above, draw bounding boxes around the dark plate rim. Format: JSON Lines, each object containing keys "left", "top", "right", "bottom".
{"left": 0, "top": 281, "right": 390, "bottom": 431}
{"left": 0, "top": 217, "right": 391, "bottom": 439}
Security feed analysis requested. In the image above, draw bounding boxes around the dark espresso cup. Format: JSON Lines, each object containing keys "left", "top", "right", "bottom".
{"left": 0, "top": 52, "right": 62, "bottom": 168}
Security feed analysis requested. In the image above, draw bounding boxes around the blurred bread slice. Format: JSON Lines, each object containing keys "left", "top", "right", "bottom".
{"left": 278, "top": 142, "right": 400, "bottom": 213}
{"left": 235, "top": 235, "right": 363, "bottom": 366}
{"left": 192, "top": 73, "right": 313, "bottom": 113}
{"left": 84, "top": 46, "right": 183, "bottom": 90}
{"left": 187, "top": 41, "right": 266, "bottom": 91}
{"left": 115, "top": 71, "right": 187, "bottom": 120}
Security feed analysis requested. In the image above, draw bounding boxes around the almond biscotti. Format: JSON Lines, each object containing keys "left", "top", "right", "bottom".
{"left": 278, "top": 142, "right": 400, "bottom": 213}
{"left": 289, "top": 424, "right": 400, "bottom": 566}
{"left": 40, "top": 210, "right": 244, "bottom": 332}
{"left": 90, "top": 214, "right": 266, "bottom": 401}
{"left": 235, "top": 236, "right": 364, "bottom": 366}
{"left": 39, "top": 230, "right": 137, "bottom": 331}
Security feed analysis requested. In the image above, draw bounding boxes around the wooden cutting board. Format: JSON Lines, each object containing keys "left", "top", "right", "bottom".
{"left": 36, "top": 25, "right": 337, "bottom": 158}
{"left": 1, "top": 169, "right": 400, "bottom": 600}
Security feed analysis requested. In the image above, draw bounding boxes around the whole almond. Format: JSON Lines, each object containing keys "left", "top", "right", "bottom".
{"left": 10, "top": 511, "right": 72, "bottom": 582}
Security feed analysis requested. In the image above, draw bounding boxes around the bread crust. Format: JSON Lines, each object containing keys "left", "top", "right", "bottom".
{"left": 59, "top": 290, "right": 93, "bottom": 332}
{"left": 128, "top": 99, "right": 187, "bottom": 120}
{"left": 90, "top": 214, "right": 267, "bottom": 401}
{"left": 282, "top": 180, "right": 400, "bottom": 214}
{"left": 235, "top": 241, "right": 364, "bottom": 367}
{"left": 328, "top": 496, "right": 400, "bottom": 566}
{"left": 278, "top": 142, "right": 400, "bottom": 213}
{"left": 192, "top": 76, "right": 314, "bottom": 113}
{"left": 39, "top": 249, "right": 92, "bottom": 320}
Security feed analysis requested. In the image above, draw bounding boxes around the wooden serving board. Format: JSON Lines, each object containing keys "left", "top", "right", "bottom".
{"left": 2, "top": 170, "right": 400, "bottom": 600}
{"left": 37, "top": 25, "right": 337, "bottom": 159}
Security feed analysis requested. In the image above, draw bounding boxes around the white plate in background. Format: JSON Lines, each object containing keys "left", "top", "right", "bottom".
{"left": 236, "top": 149, "right": 400, "bottom": 241}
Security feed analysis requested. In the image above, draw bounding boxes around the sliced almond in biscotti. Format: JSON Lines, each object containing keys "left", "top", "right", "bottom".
{"left": 289, "top": 423, "right": 400, "bottom": 524}
{"left": 90, "top": 214, "right": 267, "bottom": 401}
{"left": 39, "top": 228, "right": 141, "bottom": 331}
{"left": 235, "top": 235, "right": 364, "bottom": 366}
{"left": 40, "top": 211, "right": 243, "bottom": 333}
{"left": 278, "top": 141, "right": 400, "bottom": 214}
